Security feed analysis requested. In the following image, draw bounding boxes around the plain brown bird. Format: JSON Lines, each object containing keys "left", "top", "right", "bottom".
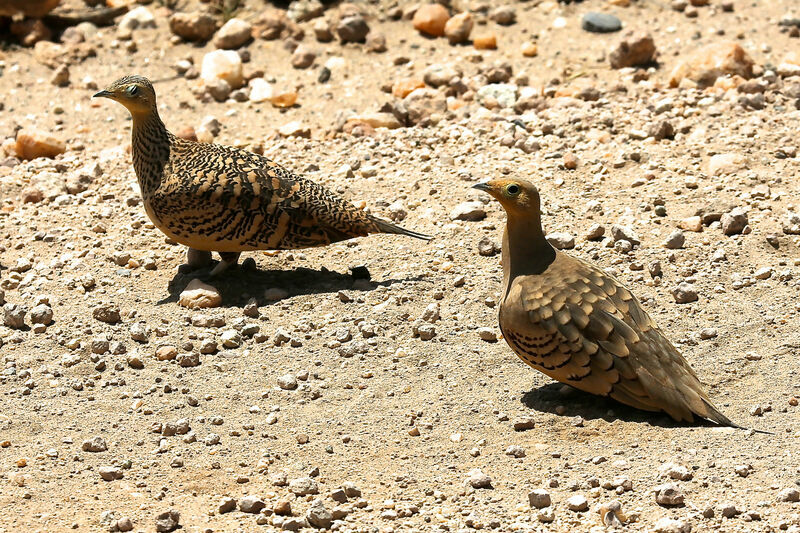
{"left": 474, "top": 178, "right": 745, "bottom": 428}
{"left": 94, "top": 75, "right": 430, "bottom": 276}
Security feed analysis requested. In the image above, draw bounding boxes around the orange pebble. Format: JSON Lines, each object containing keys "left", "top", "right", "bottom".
{"left": 473, "top": 33, "right": 497, "bottom": 50}
{"left": 412, "top": 4, "right": 450, "bottom": 37}
{"left": 392, "top": 78, "right": 425, "bottom": 99}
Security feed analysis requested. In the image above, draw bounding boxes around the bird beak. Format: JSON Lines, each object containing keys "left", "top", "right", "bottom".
{"left": 472, "top": 182, "right": 491, "bottom": 192}
{"left": 93, "top": 89, "right": 113, "bottom": 99}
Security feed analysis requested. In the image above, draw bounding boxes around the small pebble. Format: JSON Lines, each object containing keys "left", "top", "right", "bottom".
{"left": 654, "top": 483, "right": 685, "bottom": 506}
{"left": 528, "top": 489, "right": 551, "bottom": 509}
{"left": 546, "top": 232, "right": 575, "bottom": 249}
{"left": 778, "top": 488, "right": 800, "bottom": 502}
{"left": 538, "top": 507, "right": 555, "bottom": 522}
{"left": 720, "top": 503, "right": 741, "bottom": 518}
{"left": 466, "top": 468, "right": 492, "bottom": 489}
{"left": 81, "top": 436, "right": 108, "bottom": 453}
{"left": 513, "top": 417, "right": 536, "bottom": 431}
{"left": 239, "top": 495, "right": 266, "bottom": 514}
{"left": 663, "top": 230, "right": 685, "bottom": 249}
{"left": 155, "top": 510, "right": 180, "bottom": 533}
{"left": 671, "top": 283, "right": 698, "bottom": 304}
{"left": 477, "top": 327, "right": 497, "bottom": 342}
{"left": 289, "top": 476, "right": 319, "bottom": 495}
{"left": 473, "top": 33, "right": 497, "bottom": 50}
{"left": 278, "top": 374, "right": 298, "bottom": 390}
{"left": 566, "top": 495, "right": 589, "bottom": 512}
{"left": 582, "top": 12, "right": 622, "bottom": 33}
{"left": 505, "top": 445, "right": 526, "bottom": 458}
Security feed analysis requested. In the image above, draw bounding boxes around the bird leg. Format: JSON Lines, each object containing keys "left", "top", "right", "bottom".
{"left": 186, "top": 248, "right": 213, "bottom": 269}
{"left": 209, "top": 252, "right": 241, "bottom": 277}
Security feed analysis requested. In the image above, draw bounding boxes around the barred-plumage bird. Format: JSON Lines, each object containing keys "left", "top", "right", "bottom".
{"left": 473, "top": 178, "right": 745, "bottom": 428}
{"left": 94, "top": 75, "right": 430, "bottom": 275}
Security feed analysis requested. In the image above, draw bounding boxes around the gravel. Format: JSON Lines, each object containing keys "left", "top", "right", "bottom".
{"left": 2, "top": 2, "right": 798, "bottom": 531}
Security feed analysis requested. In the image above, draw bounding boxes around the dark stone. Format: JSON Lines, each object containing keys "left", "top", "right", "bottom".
{"left": 336, "top": 15, "right": 369, "bottom": 43}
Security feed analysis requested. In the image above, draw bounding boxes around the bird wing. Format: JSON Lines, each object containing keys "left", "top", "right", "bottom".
{"left": 157, "top": 141, "right": 384, "bottom": 249}
{"left": 503, "top": 252, "right": 728, "bottom": 424}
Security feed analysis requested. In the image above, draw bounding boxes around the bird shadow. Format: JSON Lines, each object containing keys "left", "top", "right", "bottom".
{"left": 520, "top": 382, "right": 718, "bottom": 430}
{"left": 157, "top": 263, "right": 424, "bottom": 308}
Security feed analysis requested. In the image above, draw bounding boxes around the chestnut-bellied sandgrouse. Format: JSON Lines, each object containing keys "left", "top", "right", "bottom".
{"left": 473, "top": 178, "right": 746, "bottom": 428}
{"left": 94, "top": 75, "right": 430, "bottom": 276}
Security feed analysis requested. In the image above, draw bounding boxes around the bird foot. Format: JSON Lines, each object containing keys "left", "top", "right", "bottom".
{"left": 208, "top": 252, "right": 241, "bottom": 277}
{"left": 186, "top": 248, "right": 213, "bottom": 269}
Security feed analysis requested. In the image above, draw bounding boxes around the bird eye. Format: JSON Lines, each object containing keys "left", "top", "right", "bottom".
{"left": 127, "top": 85, "right": 139, "bottom": 96}
{"left": 506, "top": 184, "right": 520, "bottom": 195}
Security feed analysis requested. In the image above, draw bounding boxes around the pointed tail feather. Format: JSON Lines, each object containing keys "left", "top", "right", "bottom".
{"left": 701, "top": 399, "right": 773, "bottom": 435}
{"left": 371, "top": 216, "right": 432, "bottom": 241}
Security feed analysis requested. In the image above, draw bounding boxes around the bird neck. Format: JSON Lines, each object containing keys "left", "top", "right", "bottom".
{"left": 130, "top": 108, "right": 171, "bottom": 197}
{"left": 501, "top": 212, "right": 556, "bottom": 295}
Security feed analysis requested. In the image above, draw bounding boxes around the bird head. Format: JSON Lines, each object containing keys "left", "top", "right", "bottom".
{"left": 472, "top": 178, "right": 541, "bottom": 218}
{"left": 93, "top": 75, "right": 156, "bottom": 117}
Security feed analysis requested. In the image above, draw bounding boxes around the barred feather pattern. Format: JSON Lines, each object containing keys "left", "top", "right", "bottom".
{"left": 124, "top": 91, "right": 427, "bottom": 253}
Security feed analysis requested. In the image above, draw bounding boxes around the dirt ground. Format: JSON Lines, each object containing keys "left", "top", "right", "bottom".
{"left": 1, "top": 0, "right": 800, "bottom": 531}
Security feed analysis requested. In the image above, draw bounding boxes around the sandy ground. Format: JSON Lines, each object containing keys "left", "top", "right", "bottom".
{"left": 1, "top": 0, "right": 800, "bottom": 531}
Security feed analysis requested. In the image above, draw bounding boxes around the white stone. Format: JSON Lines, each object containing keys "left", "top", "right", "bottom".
{"left": 213, "top": 18, "right": 252, "bottom": 49}
{"left": 659, "top": 462, "right": 693, "bottom": 481}
{"left": 546, "top": 232, "right": 575, "bottom": 249}
{"left": 754, "top": 267, "right": 773, "bottom": 280}
{"left": 119, "top": 7, "right": 156, "bottom": 31}
{"left": 654, "top": 482, "right": 685, "bottom": 506}
{"left": 221, "top": 330, "right": 242, "bottom": 348}
{"left": 777, "top": 63, "right": 800, "bottom": 78}
{"left": 450, "top": 201, "right": 486, "bottom": 221}
{"left": 289, "top": 476, "right": 319, "bottom": 495}
{"left": 477, "top": 327, "right": 497, "bottom": 342}
{"left": 278, "top": 121, "right": 311, "bottom": 138}
{"left": 476, "top": 83, "right": 518, "bottom": 108}
{"left": 566, "top": 495, "right": 588, "bottom": 511}
{"left": 201, "top": 50, "right": 244, "bottom": 89}
{"left": 528, "top": 489, "right": 551, "bottom": 508}
{"left": 466, "top": 468, "right": 492, "bottom": 489}
{"left": 652, "top": 517, "right": 691, "bottom": 533}
{"left": 778, "top": 488, "right": 800, "bottom": 502}
{"left": 537, "top": 507, "right": 555, "bottom": 522}
{"left": 238, "top": 495, "right": 265, "bottom": 513}
{"left": 278, "top": 374, "right": 298, "bottom": 390}
{"left": 784, "top": 212, "right": 800, "bottom": 235}
{"left": 346, "top": 112, "right": 402, "bottom": 129}
{"left": 708, "top": 153, "right": 746, "bottom": 176}
{"left": 249, "top": 78, "right": 274, "bottom": 103}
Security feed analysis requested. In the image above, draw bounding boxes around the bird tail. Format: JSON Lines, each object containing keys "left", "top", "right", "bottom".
{"left": 701, "top": 399, "right": 774, "bottom": 435}
{"left": 371, "top": 216, "right": 432, "bottom": 241}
